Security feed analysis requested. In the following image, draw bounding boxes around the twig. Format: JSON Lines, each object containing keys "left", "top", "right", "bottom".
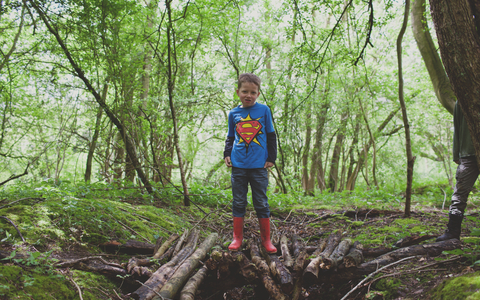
{"left": 441, "top": 188, "right": 447, "bottom": 210}
{"left": 69, "top": 276, "right": 84, "bottom": 300}
{"left": 112, "top": 289, "right": 123, "bottom": 300}
{"left": 283, "top": 209, "right": 293, "bottom": 222}
{"left": 0, "top": 216, "right": 25, "bottom": 242}
{"left": 340, "top": 256, "right": 417, "bottom": 300}
{"left": 55, "top": 256, "right": 123, "bottom": 268}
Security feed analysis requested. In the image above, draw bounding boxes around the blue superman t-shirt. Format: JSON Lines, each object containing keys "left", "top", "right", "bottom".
{"left": 227, "top": 103, "right": 275, "bottom": 169}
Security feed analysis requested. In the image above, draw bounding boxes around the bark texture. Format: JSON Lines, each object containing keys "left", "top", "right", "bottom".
{"left": 429, "top": 0, "right": 480, "bottom": 165}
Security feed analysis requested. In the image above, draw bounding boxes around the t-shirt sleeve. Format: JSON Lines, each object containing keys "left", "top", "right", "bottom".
{"left": 265, "top": 106, "right": 275, "bottom": 133}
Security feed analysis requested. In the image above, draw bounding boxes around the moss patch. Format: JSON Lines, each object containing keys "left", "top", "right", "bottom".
{"left": 0, "top": 265, "right": 74, "bottom": 299}
{"left": 429, "top": 272, "right": 480, "bottom": 300}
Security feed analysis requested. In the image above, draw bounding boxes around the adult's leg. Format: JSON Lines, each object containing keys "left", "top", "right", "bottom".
{"left": 438, "top": 157, "right": 479, "bottom": 241}
{"left": 449, "top": 157, "right": 479, "bottom": 216}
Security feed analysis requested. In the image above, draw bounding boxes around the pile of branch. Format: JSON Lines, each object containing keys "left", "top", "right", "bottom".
{"left": 203, "top": 234, "right": 461, "bottom": 300}
{"left": 13, "top": 229, "right": 460, "bottom": 300}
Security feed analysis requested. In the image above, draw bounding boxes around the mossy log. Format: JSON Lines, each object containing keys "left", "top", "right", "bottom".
{"left": 344, "top": 241, "right": 363, "bottom": 268}
{"left": 154, "top": 233, "right": 218, "bottom": 300}
{"left": 152, "top": 233, "right": 179, "bottom": 259}
{"left": 280, "top": 235, "right": 294, "bottom": 269}
{"left": 179, "top": 265, "right": 209, "bottom": 300}
{"left": 261, "top": 244, "right": 294, "bottom": 294}
{"left": 131, "top": 246, "right": 195, "bottom": 300}
{"left": 316, "top": 238, "right": 462, "bottom": 283}
{"left": 249, "top": 239, "right": 288, "bottom": 300}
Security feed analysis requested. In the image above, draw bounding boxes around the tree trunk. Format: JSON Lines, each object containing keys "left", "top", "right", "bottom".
{"left": 165, "top": 0, "right": 190, "bottom": 206}
{"left": 328, "top": 112, "right": 348, "bottom": 192}
{"left": 429, "top": 0, "right": 480, "bottom": 166}
{"left": 412, "top": 0, "right": 456, "bottom": 115}
{"left": 397, "top": 0, "right": 415, "bottom": 217}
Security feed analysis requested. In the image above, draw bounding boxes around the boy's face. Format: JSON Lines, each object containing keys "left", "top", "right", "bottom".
{"left": 236, "top": 82, "right": 260, "bottom": 108}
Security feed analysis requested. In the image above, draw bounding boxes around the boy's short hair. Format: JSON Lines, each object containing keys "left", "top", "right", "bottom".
{"left": 238, "top": 73, "right": 261, "bottom": 90}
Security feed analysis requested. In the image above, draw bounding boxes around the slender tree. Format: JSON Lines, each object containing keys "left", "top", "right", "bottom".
{"left": 397, "top": 0, "right": 414, "bottom": 217}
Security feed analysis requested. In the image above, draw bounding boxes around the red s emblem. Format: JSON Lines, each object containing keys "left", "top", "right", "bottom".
{"left": 236, "top": 120, "right": 263, "bottom": 145}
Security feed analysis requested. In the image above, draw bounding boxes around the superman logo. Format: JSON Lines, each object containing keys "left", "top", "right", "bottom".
{"left": 235, "top": 114, "right": 263, "bottom": 147}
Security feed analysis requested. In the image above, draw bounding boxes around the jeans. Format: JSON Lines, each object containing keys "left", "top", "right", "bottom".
{"left": 450, "top": 156, "right": 480, "bottom": 215}
{"left": 231, "top": 167, "right": 270, "bottom": 218}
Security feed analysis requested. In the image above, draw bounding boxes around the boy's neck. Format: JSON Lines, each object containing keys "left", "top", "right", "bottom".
{"left": 240, "top": 103, "right": 257, "bottom": 108}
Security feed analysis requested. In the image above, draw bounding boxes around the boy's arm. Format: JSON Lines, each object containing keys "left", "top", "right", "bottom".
{"left": 266, "top": 131, "right": 277, "bottom": 164}
{"left": 224, "top": 136, "right": 234, "bottom": 167}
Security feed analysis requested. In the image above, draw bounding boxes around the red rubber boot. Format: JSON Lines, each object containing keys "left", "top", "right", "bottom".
{"left": 228, "top": 217, "right": 244, "bottom": 251}
{"left": 259, "top": 218, "right": 277, "bottom": 254}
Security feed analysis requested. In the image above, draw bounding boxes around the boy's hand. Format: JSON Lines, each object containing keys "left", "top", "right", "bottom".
{"left": 225, "top": 157, "right": 232, "bottom": 167}
{"left": 264, "top": 161, "right": 274, "bottom": 168}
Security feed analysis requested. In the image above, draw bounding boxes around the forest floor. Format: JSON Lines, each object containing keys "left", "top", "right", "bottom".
{"left": 190, "top": 206, "right": 480, "bottom": 300}
{"left": 2, "top": 191, "right": 480, "bottom": 299}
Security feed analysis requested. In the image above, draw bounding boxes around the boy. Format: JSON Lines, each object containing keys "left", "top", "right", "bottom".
{"left": 437, "top": 101, "right": 479, "bottom": 241}
{"left": 223, "top": 73, "right": 277, "bottom": 253}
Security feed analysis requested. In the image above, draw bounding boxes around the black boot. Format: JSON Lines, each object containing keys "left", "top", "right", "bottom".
{"left": 436, "top": 213, "right": 463, "bottom": 242}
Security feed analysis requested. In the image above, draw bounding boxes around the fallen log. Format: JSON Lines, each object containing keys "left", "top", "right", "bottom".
{"left": 249, "top": 239, "right": 288, "bottom": 300}
{"left": 155, "top": 242, "right": 176, "bottom": 264}
{"left": 291, "top": 249, "right": 308, "bottom": 300}
{"left": 231, "top": 251, "right": 258, "bottom": 282}
{"left": 152, "top": 233, "right": 179, "bottom": 259}
{"left": 393, "top": 234, "right": 437, "bottom": 248}
{"left": 321, "top": 238, "right": 352, "bottom": 270}
{"left": 179, "top": 265, "right": 209, "bottom": 300}
{"left": 155, "top": 233, "right": 218, "bottom": 300}
{"left": 291, "top": 234, "right": 303, "bottom": 258}
{"left": 362, "top": 246, "right": 392, "bottom": 257}
{"left": 261, "top": 244, "right": 294, "bottom": 294}
{"left": 316, "top": 239, "right": 462, "bottom": 283}
{"left": 344, "top": 241, "right": 363, "bottom": 268}
{"left": 75, "top": 262, "right": 127, "bottom": 277}
{"left": 100, "top": 240, "right": 155, "bottom": 255}
{"left": 172, "top": 229, "right": 189, "bottom": 257}
{"left": 153, "top": 236, "right": 163, "bottom": 254}
{"left": 280, "top": 235, "right": 294, "bottom": 269}
{"left": 303, "top": 233, "right": 339, "bottom": 283}
{"left": 217, "top": 251, "right": 234, "bottom": 280}
{"left": 127, "top": 257, "right": 154, "bottom": 279}
{"left": 131, "top": 246, "right": 196, "bottom": 300}
{"left": 184, "top": 229, "right": 199, "bottom": 249}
